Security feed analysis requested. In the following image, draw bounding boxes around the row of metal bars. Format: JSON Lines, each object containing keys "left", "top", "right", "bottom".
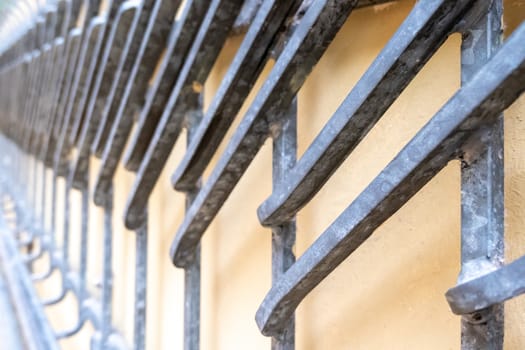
{"left": 0, "top": 0, "right": 524, "bottom": 349}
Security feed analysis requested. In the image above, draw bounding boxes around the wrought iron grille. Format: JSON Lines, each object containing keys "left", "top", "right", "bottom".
{"left": 0, "top": 0, "right": 523, "bottom": 349}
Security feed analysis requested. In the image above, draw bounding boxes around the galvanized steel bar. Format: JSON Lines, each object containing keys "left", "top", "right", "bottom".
{"left": 68, "top": 0, "right": 142, "bottom": 149}
{"left": 53, "top": 0, "right": 111, "bottom": 175}
{"left": 457, "top": 1, "right": 504, "bottom": 348}
{"left": 257, "top": 0, "right": 480, "bottom": 227}
{"left": 69, "top": 0, "right": 141, "bottom": 188}
{"left": 270, "top": 99, "right": 297, "bottom": 350}
{"left": 122, "top": 0, "right": 239, "bottom": 173}
{"left": 134, "top": 211, "right": 148, "bottom": 350}
{"left": 183, "top": 96, "right": 203, "bottom": 350}
{"left": 100, "top": 184, "right": 114, "bottom": 347}
{"left": 255, "top": 23, "right": 525, "bottom": 337}
{"left": 171, "top": 0, "right": 302, "bottom": 191}
{"left": 93, "top": 0, "right": 205, "bottom": 206}
{"left": 123, "top": 0, "right": 244, "bottom": 230}
{"left": 53, "top": 17, "right": 105, "bottom": 176}
{"left": 91, "top": 0, "right": 179, "bottom": 158}
{"left": 170, "top": 0, "right": 359, "bottom": 266}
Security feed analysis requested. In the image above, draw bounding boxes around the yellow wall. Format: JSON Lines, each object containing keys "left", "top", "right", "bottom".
{"left": 32, "top": 1, "right": 525, "bottom": 349}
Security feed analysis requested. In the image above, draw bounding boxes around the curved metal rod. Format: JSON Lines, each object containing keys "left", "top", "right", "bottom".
{"left": 55, "top": 315, "right": 85, "bottom": 338}
{"left": 42, "top": 279, "right": 67, "bottom": 305}
{"left": 54, "top": 273, "right": 87, "bottom": 338}
{"left": 55, "top": 287, "right": 104, "bottom": 339}
{"left": 31, "top": 252, "right": 57, "bottom": 281}
{"left": 446, "top": 254, "right": 525, "bottom": 315}
{"left": 41, "top": 254, "right": 73, "bottom": 305}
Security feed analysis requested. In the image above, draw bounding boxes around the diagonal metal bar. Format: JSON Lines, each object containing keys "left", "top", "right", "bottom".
{"left": 255, "top": 23, "right": 525, "bottom": 337}
{"left": 53, "top": 0, "right": 120, "bottom": 176}
{"left": 171, "top": 0, "right": 302, "bottom": 191}
{"left": 68, "top": 0, "right": 142, "bottom": 189}
{"left": 116, "top": 0, "right": 208, "bottom": 166}
{"left": 68, "top": 0, "right": 143, "bottom": 149}
{"left": 49, "top": 27, "right": 82, "bottom": 143}
{"left": 20, "top": 16, "right": 45, "bottom": 154}
{"left": 27, "top": 8, "right": 58, "bottom": 158}
{"left": 41, "top": 0, "right": 83, "bottom": 168}
{"left": 257, "top": 0, "right": 480, "bottom": 227}
{"left": 53, "top": 16, "right": 105, "bottom": 176}
{"left": 93, "top": 0, "right": 208, "bottom": 206}
{"left": 52, "top": 0, "right": 102, "bottom": 144}
{"left": 169, "top": 0, "right": 359, "bottom": 266}
{"left": 49, "top": 0, "right": 86, "bottom": 141}
{"left": 121, "top": 0, "right": 240, "bottom": 174}
{"left": 122, "top": 0, "right": 245, "bottom": 229}
{"left": 91, "top": 0, "right": 180, "bottom": 158}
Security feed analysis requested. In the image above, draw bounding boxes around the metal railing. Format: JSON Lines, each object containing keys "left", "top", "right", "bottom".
{"left": 0, "top": 0, "right": 523, "bottom": 349}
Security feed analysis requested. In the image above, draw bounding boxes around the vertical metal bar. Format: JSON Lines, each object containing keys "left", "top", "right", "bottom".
{"left": 43, "top": 174, "right": 70, "bottom": 306}
{"left": 459, "top": 1, "right": 504, "bottom": 349}
{"left": 270, "top": 99, "right": 296, "bottom": 350}
{"left": 101, "top": 184, "right": 114, "bottom": 347}
{"left": 27, "top": 155, "right": 37, "bottom": 263}
{"left": 184, "top": 96, "right": 203, "bottom": 350}
{"left": 134, "top": 210, "right": 148, "bottom": 350}
{"left": 56, "top": 170, "right": 89, "bottom": 338}
{"left": 51, "top": 174, "right": 57, "bottom": 246}
{"left": 32, "top": 155, "right": 38, "bottom": 217}
{"left": 184, "top": 242, "right": 200, "bottom": 350}
{"left": 79, "top": 163, "right": 89, "bottom": 304}
{"left": 41, "top": 161, "right": 47, "bottom": 232}
{"left": 63, "top": 178, "right": 71, "bottom": 269}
